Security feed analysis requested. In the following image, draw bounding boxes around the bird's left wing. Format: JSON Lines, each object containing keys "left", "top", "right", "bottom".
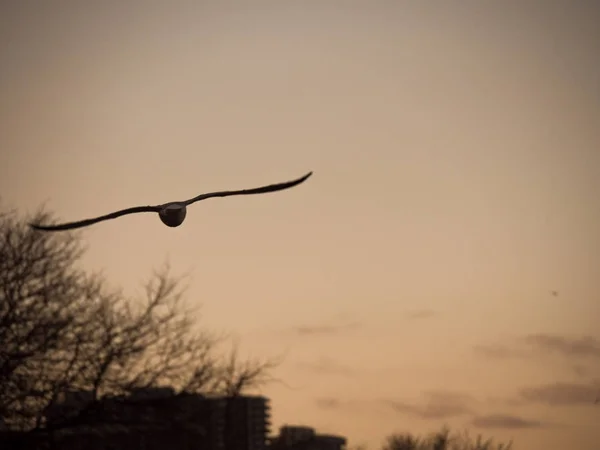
{"left": 183, "top": 171, "right": 313, "bottom": 206}
{"left": 29, "top": 205, "right": 161, "bottom": 232}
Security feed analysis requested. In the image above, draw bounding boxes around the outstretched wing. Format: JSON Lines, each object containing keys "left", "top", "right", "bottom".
{"left": 29, "top": 205, "right": 160, "bottom": 232}
{"left": 184, "top": 171, "right": 313, "bottom": 206}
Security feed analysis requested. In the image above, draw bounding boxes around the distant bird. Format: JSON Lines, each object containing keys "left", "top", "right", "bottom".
{"left": 30, "top": 171, "right": 313, "bottom": 232}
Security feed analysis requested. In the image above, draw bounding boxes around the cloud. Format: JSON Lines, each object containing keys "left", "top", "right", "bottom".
{"left": 314, "top": 390, "right": 564, "bottom": 430}
{"left": 292, "top": 321, "right": 360, "bottom": 336}
{"left": 386, "top": 391, "right": 474, "bottom": 420}
{"left": 405, "top": 310, "right": 437, "bottom": 320}
{"left": 518, "top": 382, "right": 599, "bottom": 406}
{"left": 571, "top": 364, "right": 591, "bottom": 378}
{"left": 296, "top": 357, "right": 357, "bottom": 377}
{"left": 475, "top": 333, "right": 600, "bottom": 362}
{"left": 314, "top": 397, "right": 374, "bottom": 413}
{"left": 521, "top": 334, "right": 600, "bottom": 359}
{"left": 472, "top": 414, "right": 545, "bottom": 429}
{"left": 473, "top": 343, "right": 523, "bottom": 359}
{"left": 315, "top": 397, "right": 342, "bottom": 409}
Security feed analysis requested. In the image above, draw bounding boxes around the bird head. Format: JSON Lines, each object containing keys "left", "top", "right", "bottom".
{"left": 159, "top": 204, "right": 187, "bottom": 227}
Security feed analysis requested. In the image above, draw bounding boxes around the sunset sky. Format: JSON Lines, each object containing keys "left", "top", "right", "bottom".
{"left": 1, "top": 1, "right": 599, "bottom": 448}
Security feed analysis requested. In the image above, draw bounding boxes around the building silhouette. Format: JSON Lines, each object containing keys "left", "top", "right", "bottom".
{"left": 223, "top": 395, "right": 271, "bottom": 450}
{"left": 0, "top": 388, "right": 347, "bottom": 450}
{"left": 278, "top": 425, "right": 316, "bottom": 445}
{"left": 270, "top": 425, "right": 347, "bottom": 450}
{"left": 41, "top": 387, "right": 271, "bottom": 450}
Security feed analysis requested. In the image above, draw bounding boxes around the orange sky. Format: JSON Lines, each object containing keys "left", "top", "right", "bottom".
{"left": 1, "top": 1, "right": 599, "bottom": 449}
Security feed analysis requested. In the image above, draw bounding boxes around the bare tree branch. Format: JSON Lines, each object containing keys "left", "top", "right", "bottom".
{"left": 0, "top": 207, "right": 278, "bottom": 437}
{"left": 382, "top": 427, "right": 513, "bottom": 450}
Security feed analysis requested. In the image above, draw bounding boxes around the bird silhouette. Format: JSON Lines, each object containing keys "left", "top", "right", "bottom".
{"left": 30, "top": 171, "right": 313, "bottom": 232}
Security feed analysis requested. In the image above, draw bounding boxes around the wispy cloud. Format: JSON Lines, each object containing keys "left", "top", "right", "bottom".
{"left": 315, "top": 397, "right": 343, "bottom": 410}
{"left": 315, "top": 390, "right": 562, "bottom": 430}
{"left": 386, "top": 391, "right": 474, "bottom": 420}
{"left": 405, "top": 309, "right": 437, "bottom": 320}
{"left": 521, "top": 334, "right": 600, "bottom": 359}
{"left": 314, "top": 397, "right": 380, "bottom": 415}
{"left": 475, "top": 333, "right": 600, "bottom": 361}
{"left": 571, "top": 364, "right": 590, "bottom": 378}
{"left": 471, "top": 414, "right": 546, "bottom": 429}
{"left": 476, "top": 334, "right": 600, "bottom": 408}
{"left": 296, "top": 357, "right": 357, "bottom": 377}
{"left": 473, "top": 343, "right": 523, "bottom": 359}
{"left": 314, "top": 391, "right": 475, "bottom": 419}
{"left": 292, "top": 321, "right": 360, "bottom": 336}
{"left": 518, "top": 382, "right": 599, "bottom": 406}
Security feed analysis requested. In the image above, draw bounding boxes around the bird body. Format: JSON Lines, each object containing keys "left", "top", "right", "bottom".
{"left": 30, "top": 171, "right": 312, "bottom": 231}
{"left": 158, "top": 203, "right": 187, "bottom": 227}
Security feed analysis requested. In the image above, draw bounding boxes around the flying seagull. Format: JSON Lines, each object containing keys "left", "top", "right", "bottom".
{"left": 30, "top": 171, "right": 312, "bottom": 232}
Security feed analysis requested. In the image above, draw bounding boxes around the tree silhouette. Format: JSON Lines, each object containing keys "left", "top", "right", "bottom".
{"left": 382, "top": 427, "right": 512, "bottom": 450}
{"left": 0, "top": 207, "right": 277, "bottom": 436}
{"left": 383, "top": 433, "right": 423, "bottom": 450}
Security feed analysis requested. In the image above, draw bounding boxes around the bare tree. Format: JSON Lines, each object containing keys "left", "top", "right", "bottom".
{"left": 0, "top": 207, "right": 278, "bottom": 436}
{"left": 442, "top": 429, "right": 512, "bottom": 450}
{"left": 382, "top": 432, "right": 424, "bottom": 450}
{"left": 0, "top": 210, "right": 90, "bottom": 430}
{"left": 382, "top": 427, "right": 512, "bottom": 450}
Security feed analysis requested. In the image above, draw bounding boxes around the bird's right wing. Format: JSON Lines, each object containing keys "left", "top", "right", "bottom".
{"left": 29, "top": 205, "right": 161, "bottom": 232}
{"left": 183, "top": 171, "right": 313, "bottom": 206}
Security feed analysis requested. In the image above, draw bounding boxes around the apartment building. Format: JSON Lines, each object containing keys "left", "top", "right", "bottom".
{"left": 43, "top": 388, "right": 271, "bottom": 450}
